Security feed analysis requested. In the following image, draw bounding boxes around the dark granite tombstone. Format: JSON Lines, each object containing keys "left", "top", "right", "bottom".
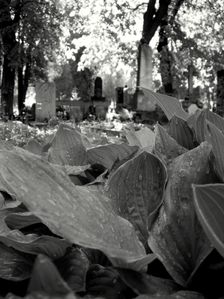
{"left": 116, "top": 87, "right": 124, "bottom": 105}
{"left": 91, "top": 77, "right": 105, "bottom": 101}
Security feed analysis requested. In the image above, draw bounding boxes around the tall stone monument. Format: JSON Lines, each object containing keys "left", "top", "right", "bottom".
{"left": 135, "top": 44, "right": 155, "bottom": 111}
{"left": 35, "top": 81, "right": 56, "bottom": 121}
{"left": 139, "top": 44, "right": 153, "bottom": 90}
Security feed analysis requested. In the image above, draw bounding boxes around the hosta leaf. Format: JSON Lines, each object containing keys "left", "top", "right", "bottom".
{"left": 0, "top": 242, "right": 32, "bottom": 281}
{"left": 0, "top": 199, "right": 70, "bottom": 259}
{"left": 5, "top": 212, "right": 41, "bottom": 229}
{"left": 42, "top": 133, "right": 55, "bottom": 153}
{"left": 154, "top": 124, "right": 187, "bottom": 165}
{"left": 87, "top": 143, "right": 138, "bottom": 170}
{"left": 124, "top": 127, "right": 155, "bottom": 151}
{"left": 193, "top": 184, "right": 224, "bottom": 258}
{"left": 148, "top": 142, "right": 213, "bottom": 286}
{"left": 206, "top": 121, "right": 224, "bottom": 182}
{"left": 28, "top": 254, "right": 71, "bottom": 295}
{"left": 141, "top": 87, "right": 188, "bottom": 121}
{"left": 24, "top": 139, "right": 43, "bottom": 156}
{"left": 0, "top": 148, "right": 146, "bottom": 270}
{"left": 193, "top": 109, "right": 224, "bottom": 144}
{"left": 106, "top": 151, "right": 167, "bottom": 248}
{"left": 5, "top": 293, "right": 77, "bottom": 299}
{"left": 47, "top": 124, "right": 87, "bottom": 166}
{"left": 0, "top": 230, "right": 71, "bottom": 260}
{"left": 167, "top": 116, "right": 194, "bottom": 149}
{"left": 118, "top": 268, "right": 180, "bottom": 296}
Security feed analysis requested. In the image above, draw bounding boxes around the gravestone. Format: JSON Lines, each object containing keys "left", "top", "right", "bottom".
{"left": 116, "top": 87, "right": 124, "bottom": 104}
{"left": 35, "top": 82, "right": 56, "bottom": 121}
{"left": 139, "top": 44, "right": 153, "bottom": 90}
{"left": 91, "top": 77, "right": 105, "bottom": 101}
{"left": 136, "top": 44, "right": 155, "bottom": 111}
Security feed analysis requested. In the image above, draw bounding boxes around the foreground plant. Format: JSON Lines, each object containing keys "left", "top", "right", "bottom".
{"left": 0, "top": 90, "right": 223, "bottom": 298}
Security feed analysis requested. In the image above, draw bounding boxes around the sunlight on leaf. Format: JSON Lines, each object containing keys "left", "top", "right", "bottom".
{"left": 124, "top": 127, "right": 155, "bottom": 151}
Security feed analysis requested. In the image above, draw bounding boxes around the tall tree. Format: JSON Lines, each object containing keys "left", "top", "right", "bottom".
{"left": 0, "top": 0, "right": 63, "bottom": 116}
{"left": 140, "top": 0, "right": 185, "bottom": 95}
{"left": 0, "top": 0, "right": 18, "bottom": 117}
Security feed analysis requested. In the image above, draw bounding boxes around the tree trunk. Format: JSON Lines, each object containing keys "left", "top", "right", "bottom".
{"left": 217, "top": 70, "right": 224, "bottom": 116}
{"left": 157, "top": 7, "right": 174, "bottom": 96}
{"left": 158, "top": 45, "right": 174, "bottom": 95}
{"left": 0, "top": 0, "right": 17, "bottom": 118}
{"left": 139, "top": 0, "right": 185, "bottom": 96}
{"left": 18, "top": 65, "right": 24, "bottom": 113}
{"left": 1, "top": 53, "right": 15, "bottom": 117}
{"left": 18, "top": 42, "right": 32, "bottom": 114}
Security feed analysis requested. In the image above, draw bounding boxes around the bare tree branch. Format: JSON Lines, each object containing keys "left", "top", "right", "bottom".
{"left": 132, "top": 2, "right": 148, "bottom": 12}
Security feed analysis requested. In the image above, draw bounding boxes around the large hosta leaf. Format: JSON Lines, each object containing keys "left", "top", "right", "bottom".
{"left": 193, "top": 184, "right": 224, "bottom": 258}
{"left": 141, "top": 87, "right": 188, "bottom": 121}
{"left": 154, "top": 124, "right": 187, "bottom": 165}
{"left": 206, "top": 121, "right": 224, "bottom": 182}
{"left": 124, "top": 127, "right": 155, "bottom": 151}
{"left": 47, "top": 124, "right": 87, "bottom": 166}
{"left": 167, "top": 116, "right": 194, "bottom": 149}
{"left": 87, "top": 143, "right": 138, "bottom": 170}
{"left": 106, "top": 151, "right": 167, "bottom": 248}
{"left": 0, "top": 148, "right": 146, "bottom": 270}
{"left": 0, "top": 242, "right": 32, "bottom": 281}
{"left": 148, "top": 142, "right": 214, "bottom": 286}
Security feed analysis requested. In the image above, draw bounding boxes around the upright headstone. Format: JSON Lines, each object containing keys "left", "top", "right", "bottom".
{"left": 136, "top": 44, "right": 155, "bottom": 111}
{"left": 116, "top": 87, "right": 124, "bottom": 105}
{"left": 92, "top": 77, "right": 105, "bottom": 102}
{"left": 139, "top": 44, "right": 153, "bottom": 90}
{"left": 94, "top": 77, "right": 102, "bottom": 98}
{"left": 35, "top": 82, "right": 56, "bottom": 121}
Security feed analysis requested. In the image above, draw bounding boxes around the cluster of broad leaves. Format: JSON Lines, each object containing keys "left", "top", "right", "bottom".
{"left": 0, "top": 89, "right": 223, "bottom": 298}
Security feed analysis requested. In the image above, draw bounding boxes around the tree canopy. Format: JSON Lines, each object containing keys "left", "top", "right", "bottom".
{"left": 0, "top": 0, "right": 224, "bottom": 114}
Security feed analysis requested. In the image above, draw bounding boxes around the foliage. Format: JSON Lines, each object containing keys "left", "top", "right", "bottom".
{"left": 61, "top": 0, "right": 146, "bottom": 87}
{"left": 0, "top": 94, "right": 223, "bottom": 298}
{"left": 168, "top": 0, "right": 224, "bottom": 98}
